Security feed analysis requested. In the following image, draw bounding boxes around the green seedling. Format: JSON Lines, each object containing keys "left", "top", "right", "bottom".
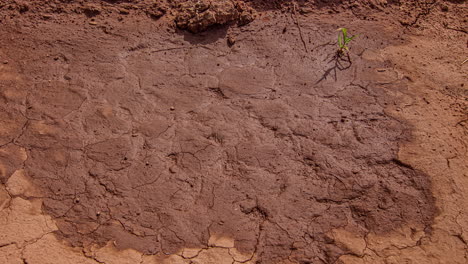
{"left": 337, "top": 27, "right": 357, "bottom": 55}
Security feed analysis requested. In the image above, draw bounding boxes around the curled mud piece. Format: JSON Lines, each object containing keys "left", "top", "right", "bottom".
{"left": 174, "top": 0, "right": 255, "bottom": 33}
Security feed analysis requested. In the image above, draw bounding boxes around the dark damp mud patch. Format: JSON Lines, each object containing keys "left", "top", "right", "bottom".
{"left": 0, "top": 5, "right": 437, "bottom": 264}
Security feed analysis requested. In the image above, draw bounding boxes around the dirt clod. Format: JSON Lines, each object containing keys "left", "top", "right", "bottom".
{"left": 174, "top": 0, "right": 255, "bottom": 33}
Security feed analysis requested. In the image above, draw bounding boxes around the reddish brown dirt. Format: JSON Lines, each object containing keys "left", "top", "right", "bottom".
{"left": 0, "top": 1, "right": 466, "bottom": 264}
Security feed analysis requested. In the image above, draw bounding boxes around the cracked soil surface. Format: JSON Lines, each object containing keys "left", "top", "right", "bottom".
{"left": 0, "top": 0, "right": 467, "bottom": 263}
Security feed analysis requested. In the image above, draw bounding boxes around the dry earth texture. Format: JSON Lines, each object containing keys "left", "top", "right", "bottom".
{"left": 0, "top": 0, "right": 467, "bottom": 263}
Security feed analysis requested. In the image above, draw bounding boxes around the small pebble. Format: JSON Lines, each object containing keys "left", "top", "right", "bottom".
{"left": 227, "top": 36, "right": 235, "bottom": 47}
{"left": 3, "top": 61, "right": 8, "bottom": 64}
{"left": 119, "top": 8, "right": 130, "bottom": 15}
{"left": 170, "top": 106, "right": 175, "bottom": 111}
{"left": 89, "top": 21, "right": 97, "bottom": 25}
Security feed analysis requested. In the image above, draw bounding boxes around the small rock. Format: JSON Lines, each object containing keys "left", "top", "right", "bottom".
{"left": 3, "top": 61, "right": 8, "bottom": 64}
{"left": 119, "top": 8, "right": 130, "bottom": 15}
{"left": 227, "top": 35, "right": 235, "bottom": 47}
{"left": 238, "top": 10, "right": 254, "bottom": 26}
{"left": 300, "top": 7, "right": 314, "bottom": 14}
{"left": 89, "top": 21, "right": 98, "bottom": 25}
{"left": 170, "top": 106, "right": 175, "bottom": 111}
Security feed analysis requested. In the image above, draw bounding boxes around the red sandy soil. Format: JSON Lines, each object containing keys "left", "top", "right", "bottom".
{"left": 0, "top": 1, "right": 466, "bottom": 263}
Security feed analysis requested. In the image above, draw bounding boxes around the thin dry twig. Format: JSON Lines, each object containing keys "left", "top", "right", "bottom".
{"left": 292, "top": 2, "right": 307, "bottom": 52}
{"left": 444, "top": 25, "right": 467, "bottom": 34}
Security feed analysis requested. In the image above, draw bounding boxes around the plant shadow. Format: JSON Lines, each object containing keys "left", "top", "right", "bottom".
{"left": 316, "top": 51, "right": 352, "bottom": 84}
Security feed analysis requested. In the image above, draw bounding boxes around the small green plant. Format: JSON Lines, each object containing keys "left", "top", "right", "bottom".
{"left": 337, "top": 28, "right": 357, "bottom": 55}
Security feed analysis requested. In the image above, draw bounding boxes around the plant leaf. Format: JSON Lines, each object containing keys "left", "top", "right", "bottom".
{"left": 338, "top": 32, "right": 343, "bottom": 48}
{"left": 341, "top": 28, "right": 348, "bottom": 39}
{"left": 348, "top": 34, "right": 357, "bottom": 41}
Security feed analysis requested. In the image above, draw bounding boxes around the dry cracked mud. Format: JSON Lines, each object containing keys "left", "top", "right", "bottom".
{"left": 0, "top": 0, "right": 467, "bottom": 264}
